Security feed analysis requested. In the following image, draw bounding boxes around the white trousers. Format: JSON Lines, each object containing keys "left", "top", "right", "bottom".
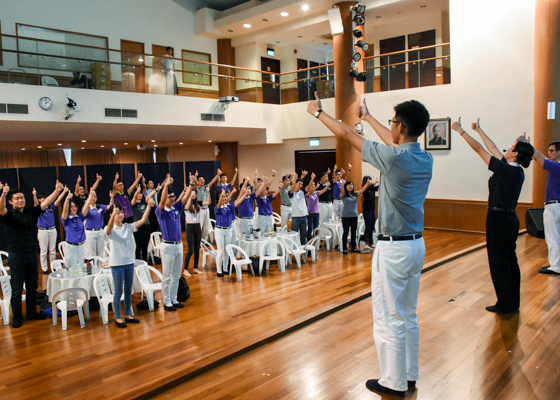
{"left": 257, "top": 214, "right": 273, "bottom": 233}
{"left": 65, "top": 242, "right": 87, "bottom": 270}
{"left": 544, "top": 203, "right": 560, "bottom": 272}
{"left": 238, "top": 218, "right": 255, "bottom": 235}
{"left": 86, "top": 230, "right": 105, "bottom": 257}
{"left": 215, "top": 227, "right": 234, "bottom": 273}
{"left": 333, "top": 199, "right": 343, "bottom": 221}
{"left": 371, "top": 237, "right": 425, "bottom": 392}
{"left": 319, "top": 202, "right": 333, "bottom": 226}
{"left": 160, "top": 242, "right": 183, "bottom": 306}
{"left": 280, "top": 205, "right": 292, "bottom": 229}
{"left": 38, "top": 228, "right": 57, "bottom": 271}
{"left": 199, "top": 208, "right": 211, "bottom": 241}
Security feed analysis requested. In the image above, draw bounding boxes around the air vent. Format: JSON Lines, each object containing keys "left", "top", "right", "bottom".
{"left": 105, "top": 108, "right": 138, "bottom": 118}
{"left": 7, "top": 104, "right": 29, "bottom": 114}
{"left": 122, "top": 109, "right": 137, "bottom": 118}
{"left": 105, "top": 108, "right": 121, "bottom": 117}
{"left": 201, "top": 113, "right": 225, "bottom": 122}
{"left": 0, "top": 104, "right": 6, "bottom": 113}
{"left": 320, "top": 33, "right": 334, "bottom": 41}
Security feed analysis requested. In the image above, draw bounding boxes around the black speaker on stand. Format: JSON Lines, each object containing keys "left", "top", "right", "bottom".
{"left": 526, "top": 208, "right": 545, "bottom": 238}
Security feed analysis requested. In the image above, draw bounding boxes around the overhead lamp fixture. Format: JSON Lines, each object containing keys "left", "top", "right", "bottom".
{"left": 353, "top": 14, "right": 365, "bottom": 25}
{"left": 280, "top": 11, "right": 289, "bottom": 17}
{"left": 302, "top": 5, "right": 309, "bottom": 11}
{"left": 356, "top": 40, "right": 370, "bottom": 52}
{"left": 353, "top": 4, "right": 366, "bottom": 14}
{"left": 328, "top": 7, "right": 344, "bottom": 35}
{"left": 243, "top": 23, "right": 251, "bottom": 28}
{"left": 353, "top": 29, "right": 363, "bottom": 38}
{"left": 352, "top": 52, "right": 361, "bottom": 62}
{"left": 350, "top": 68, "right": 367, "bottom": 82}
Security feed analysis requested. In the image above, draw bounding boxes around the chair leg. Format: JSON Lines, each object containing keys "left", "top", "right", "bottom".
{"left": 62, "top": 309, "right": 68, "bottom": 331}
{"left": 280, "top": 259, "right": 285, "bottom": 274}
{"left": 235, "top": 264, "right": 242, "bottom": 281}
{"left": 53, "top": 304, "right": 58, "bottom": 326}
{"left": 78, "top": 307, "right": 85, "bottom": 328}
{"left": 147, "top": 290, "right": 155, "bottom": 311}
{"left": 295, "top": 255, "right": 301, "bottom": 269}
{"left": 1, "top": 303, "right": 8, "bottom": 325}
{"left": 259, "top": 259, "right": 264, "bottom": 274}
{"left": 102, "top": 302, "right": 109, "bottom": 324}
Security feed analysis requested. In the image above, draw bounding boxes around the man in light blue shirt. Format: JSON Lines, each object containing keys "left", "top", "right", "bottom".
{"left": 308, "top": 93, "right": 432, "bottom": 397}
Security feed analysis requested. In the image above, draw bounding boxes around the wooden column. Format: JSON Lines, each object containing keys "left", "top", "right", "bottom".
{"left": 215, "top": 142, "right": 239, "bottom": 190}
{"left": 333, "top": 2, "right": 363, "bottom": 185}
{"left": 533, "top": 0, "right": 560, "bottom": 207}
{"left": 217, "top": 39, "right": 236, "bottom": 98}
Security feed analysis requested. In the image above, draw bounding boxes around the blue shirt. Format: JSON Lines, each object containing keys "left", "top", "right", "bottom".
{"left": 333, "top": 181, "right": 342, "bottom": 200}
{"left": 215, "top": 203, "right": 236, "bottom": 227}
{"left": 237, "top": 192, "right": 256, "bottom": 218}
{"left": 341, "top": 193, "right": 358, "bottom": 218}
{"left": 155, "top": 201, "right": 183, "bottom": 242}
{"left": 37, "top": 204, "right": 56, "bottom": 229}
{"left": 544, "top": 159, "right": 560, "bottom": 202}
{"left": 62, "top": 213, "right": 86, "bottom": 243}
{"left": 255, "top": 194, "right": 274, "bottom": 215}
{"left": 218, "top": 183, "right": 232, "bottom": 194}
{"left": 84, "top": 205, "right": 108, "bottom": 229}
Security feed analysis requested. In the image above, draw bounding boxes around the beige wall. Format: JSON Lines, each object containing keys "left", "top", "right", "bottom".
{"left": 168, "top": 144, "right": 216, "bottom": 162}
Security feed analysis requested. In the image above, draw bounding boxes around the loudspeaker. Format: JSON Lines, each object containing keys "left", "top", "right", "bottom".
{"left": 526, "top": 208, "right": 545, "bottom": 238}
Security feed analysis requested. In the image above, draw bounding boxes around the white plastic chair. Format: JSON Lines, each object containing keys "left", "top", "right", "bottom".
{"left": 135, "top": 264, "right": 163, "bottom": 311}
{"left": 200, "top": 239, "right": 219, "bottom": 269}
{"left": 225, "top": 244, "right": 253, "bottom": 281}
{"left": 50, "top": 259, "right": 66, "bottom": 272}
{"left": 272, "top": 212, "right": 282, "bottom": 227}
{"left": 52, "top": 288, "right": 88, "bottom": 330}
{"left": 259, "top": 239, "right": 286, "bottom": 274}
{"left": 315, "top": 226, "right": 334, "bottom": 252}
{"left": 303, "top": 236, "right": 320, "bottom": 262}
{"left": 281, "top": 236, "right": 306, "bottom": 269}
{"left": 147, "top": 231, "right": 162, "bottom": 265}
{"left": 58, "top": 241, "right": 68, "bottom": 260}
{"left": 0, "top": 250, "right": 10, "bottom": 273}
{"left": 208, "top": 219, "right": 216, "bottom": 243}
{"left": 41, "top": 76, "right": 59, "bottom": 86}
{"left": 93, "top": 274, "right": 113, "bottom": 324}
{"left": 0, "top": 276, "right": 11, "bottom": 325}
{"left": 103, "top": 241, "right": 111, "bottom": 260}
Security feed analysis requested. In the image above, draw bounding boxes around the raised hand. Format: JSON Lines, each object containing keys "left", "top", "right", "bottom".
{"left": 137, "top": 171, "right": 143, "bottom": 178}
{"left": 307, "top": 91, "right": 323, "bottom": 115}
{"left": 32, "top": 187, "right": 37, "bottom": 196}
{"left": 311, "top": 172, "right": 316, "bottom": 180}
{"left": 115, "top": 172, "right": 119, "bottom": 180}
{"left": 272, "top": 169, "right": 276, "bottom": 176}
{"left": 77, "top": 175, "right": 82, "bottom": 183}
{"left": 90, "top": 189, "right": 97, "bottom": 197}
{"left": 206, "top": 186, "right": 210, "bottom": 193}
{"left": 230, "top": 187, "right": 237, "bottom": 195}
{"left": 55, "top": 180, "right": 63, "bottom": 191}
{"left": 301, "top": 170, "right": 308, "bottom": 178}
{"left": 278, "top": 182, "right": 284, "bottom": 190}
{"left": 356, "top": 98, "right": 369, "bottom": 120}
{"left": 68, "top": 192, "right": 74, "bottom": 199}
{"left": 326, "top": 168, "right": 331, "bottom": 175}
{"left": 471, "top": 118, "right": 481, "bottom": 131}
{"left": 96, "top": 173, "right": 102, "bottom": 181}
{"left": 63, "top": 185, "right": 69, "bottom": 194}
{"left": 451, "top": 117, "right": 464, "bottom": 133}
{"left": 217, "top": 168, "right": 222, "bottom": 175}
{"left": 516, "top": 132, "right": 530, "bottom": 143}
{"left": 148, "top": 199, "right": 155, "bottom": 207}
{"left": 111, "top": 206, "right": 120, "bottom": 217}
{"left": 2, "top": 183, "right": 9, "bottom": 193}
{"left": 195, "top": 170, "right": 199, "bottom": 177}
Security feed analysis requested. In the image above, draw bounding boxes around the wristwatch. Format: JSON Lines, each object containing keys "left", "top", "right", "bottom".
{"left": 314, "top": 109, "right": 323, "bottom": 118}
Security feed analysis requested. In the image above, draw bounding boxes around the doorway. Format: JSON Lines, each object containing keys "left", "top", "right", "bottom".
{"left": 261, "top": 57, "right": 280, "bottom": 104}
{"left": 152, "top": 44, "right": 173, "bottom": 94}
{"left": 380, "top": 36, "right": 406, "bottom": 91}
{"left": 121, "top": 39, "right": 145, "bottom": 93}
{"left": 408, "top": 30, "right": 436, "bottom": 88}
{"left": 295, "top": 149, "right": 336, "bottom": 186}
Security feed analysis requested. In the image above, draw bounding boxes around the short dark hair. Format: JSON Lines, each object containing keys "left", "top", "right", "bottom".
{"left": 37, "top": 193, "right": 47, "bottom": 200}
{"left": 167, "top": 188, "right": 175, "bottom": 195}
{"left": 362, "top": 176, "right": 371, "bottom": 186}
{"left": 7, "top": 189, "right": 24, "bottom": 201}
{"left": 513, "top": 141, "right": 534, "bottom": 168}
{"left": 282, "top": 175, "right": 290, "bottom": 181}
{"left": 394, "top": 100, "right": 430, "bottom": 137}
{"left": 296, "top": 178, "right": 304, "bottom": 184}
{"left": 114, "top": 204, "right": 124, "bottom": 212}
{"left": 335, "top": 169, "right": 342, "bottom": 174}
{"left": 220, "top": 174, "right": 227, "bottom": 178}
{"left": 343, "top": 181, "right": 354, "bottom": 197}
{"left": 549, "top": 141, "right": 560, "bottom": 151}
{"left": 166, "top": 46, "right": 172, "bottom": 51}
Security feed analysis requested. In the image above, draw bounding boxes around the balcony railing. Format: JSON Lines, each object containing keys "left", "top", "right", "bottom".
{"left": 0, "top": 33, "right": 450, "bottom": 105}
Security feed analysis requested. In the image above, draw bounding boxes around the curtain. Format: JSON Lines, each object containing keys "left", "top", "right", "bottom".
{"left": 0, "top": 150, "right": 67, "bottom": 168}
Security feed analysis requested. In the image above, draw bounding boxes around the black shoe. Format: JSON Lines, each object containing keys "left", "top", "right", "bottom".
{"left": 172, "top": 303, "right": 185, "bottom": 309}
{"left": 217, "top": 272, "right": 224, "bottom": 277}
{"left": 115, "top": 320, "right": 127, "bottom": 328}
{"left": 542, "top": 265, "right": 550, "bottom": 269}
{"left": 539, "top": 267, "right": 560, "bottom": 275}
{"left": 12, "top": 319, "right": 22, "bottom": 329}
{"left": 28, "top": 311, "right": 47, "bottom": 320}
{"left": 343, "top": 250, "right": 348, "bottom": 255}
{"left": 408, "top": 380, "right": 416, "bottom": 389}
{"left": 351, "top": 249, "right": 361, "bottom": 253}
{"left": 486, "top": 305, "right": 519, "bottom": 314}
{"left": 124, "top": 317, "right": 140, "bottom": 324}
{"left": 164, "top": 305, "right": 177, "bottom": 311}
{"left": 42, "top": 270, "right": 49, "bottom": 275}
{"left": 365, "top": 379, "right": 405, "bottom": 397}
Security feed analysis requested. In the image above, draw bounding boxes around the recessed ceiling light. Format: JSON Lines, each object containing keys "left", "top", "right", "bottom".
{"left": 124, "top": 142, "right": 128, "bottom": 145}
{"left": 100, "top": 145, "right": 104, "bottom": 147}
{"left": 81, "top": 147, "right": 85, "bottom": 149}
{"left": 154, "top": 145, "right": 158, "bottom": 147}
{"left": 151, "top": 140, "right": 155, "bottom": 142}
{"left": 180, "top": 142, "right": 184, "bottom": 145}
{"left": 38, "top": 146, "right": 42, "bottom": 148}
{"left": 421, "top": 4, "right": 427, "bottom": 7}
{"left": 21, "top": 148, "right": 25, "bottom": 150}
{"left": 243, "top": 23, "right": 251, "bottom": 28}
{"left": 81, "top": 140, "right": 86, "bottom": 143}
{"left": 280, "top": 12, "right": 289, "bottom": 17}
{"left": 323, "top": 43, "right": 327, "bottom": 45}
{"left": 276, "top": 41, "right": 280, "bottom": 44}
{"left": 58, "top": 143, "right": 62, "bottom": 146}
{"left": 262, "top": 18, "right": 268, "bottom": 22}
{"left": 302, "top": 5, "right": 309, "bottom": 11}
{"left": 208, "top": 140, "right": 212, "bottom": 142}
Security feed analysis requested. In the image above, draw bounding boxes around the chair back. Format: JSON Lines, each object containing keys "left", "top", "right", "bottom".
{"left": 201, "top": 238, "right": 216, "bottom": 252}
{"left": 305, "top": 235, "right": 320, "bottom": 248}
{"left": 136, "top": 264, "right": 163, "bottom": 286}
{"left": 58, "top": 241, "right": 68, "bottom": 260}
{"left": 41, "top": 76, "right": 59, "bottom": 86}
{"left": 315, "top": 226, "right": 334, "bottom": 239}
{"left": 51, "top": 260, "right": 66, "bottom": 272}
{"left": 0, "top": 250, "right": 9, "bottom": 273}
{"left": 93, "top": 274, "right": 112, "bottom": 298}
{"left": 226, "top": 244, "right": 250, "bottom": 261}
{"left": 0, "top": 276, "right": 11, "bottom": 300}
{"left": 260, "top": 239, "right": 286, "bottom": 258}
{"left": 282, "top": 236, "right": 302, "bottom": 252}
{"left": 52, "top": 288, "right": 88, "bottom": 310}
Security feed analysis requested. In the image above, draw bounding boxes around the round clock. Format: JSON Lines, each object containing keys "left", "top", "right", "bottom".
{"left": 39, "top": 97, "right": 53, "bottom": 110}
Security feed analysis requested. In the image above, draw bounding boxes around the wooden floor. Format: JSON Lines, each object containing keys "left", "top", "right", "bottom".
{"left": 4, "top": 228, "right": 534, "bottom": 400}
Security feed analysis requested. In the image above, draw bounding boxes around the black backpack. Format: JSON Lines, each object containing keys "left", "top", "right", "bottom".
{"left": 177, "top": 276, "right": 191, "bottom": 302}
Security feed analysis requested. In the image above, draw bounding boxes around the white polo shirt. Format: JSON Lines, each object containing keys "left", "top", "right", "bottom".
{"left": 105, "top": 222, "right": 138, "bottom": 267}
{"left": 289, "top": 190, "right": 309, "bottom": 218}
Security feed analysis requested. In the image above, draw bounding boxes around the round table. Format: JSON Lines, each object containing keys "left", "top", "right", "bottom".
{"left": 237, "top": 231, "right": 299, "bottom": 257}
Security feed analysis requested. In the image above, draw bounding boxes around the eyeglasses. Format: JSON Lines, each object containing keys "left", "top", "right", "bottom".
{"left": 168, "top": 195, "right": 176, "bottom": 199}
{"left": 388, "top": 119, "right": 406, "bottom": 129}
{"left": 548, "top": 149, "right": 557, "bottom": 153}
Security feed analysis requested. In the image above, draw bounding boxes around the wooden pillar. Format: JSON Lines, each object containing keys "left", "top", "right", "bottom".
{"left": 333, "top": 2, "right": 363, "bottom": 185}
{"left": 533, "top": 0, "right": 560, "bottom": 207}
{"left": 215, "top": 142, "right": 239, "bottom": 190}
{"left": 217, "top": 39, "right": 236, "bottom": 98}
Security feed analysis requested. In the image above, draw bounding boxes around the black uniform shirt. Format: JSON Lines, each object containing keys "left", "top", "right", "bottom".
{"left": 488, "top": 157, "right": 524, "bottom": 210}
{"left": 0, "top": 205, "right": 42, "bottom": 252}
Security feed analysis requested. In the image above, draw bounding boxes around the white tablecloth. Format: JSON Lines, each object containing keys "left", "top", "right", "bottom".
{"left": 237, "top": 231, "right": 299, "bottom": 257}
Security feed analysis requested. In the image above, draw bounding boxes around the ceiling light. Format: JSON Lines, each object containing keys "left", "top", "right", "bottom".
{"left": 353, "top": 14, "right": 365, "bottom": 25}
{"left": 353, "top": 29, "right": 363, "bottom": 38}
{"left": 208, "top": 140, "right": 212, "bottom": 142}
{"left": 151, "top": 140, "right": 155, "bottom": 142}
{"left": 298, "top": 35, "right": 303, "bottom": 38}
{"left": 354, "top": 4, "right": 366, "bottom": 14}
{"left": 180, "top": 142, "right": 184, "bottom": 145}
{"left": 154, "top": 145, "right": 158, "bottom": 147}
{"left": 38, "top": 146, "right": 42, "bottom": 148}
{"left": 58, "top": 143, "right": 62, "bottom": 146}
{"left": 21, "top": 148, "right": 25, "bottom": 150}
{"left": 280, "top": 12, "right": 289, "bottom": 17}
{"left": 81, "top": 147, "right": 85, "bottom": 149}
{"left": 124, "top": 143, "right": 128, "bottom": 145}
{"left": 376, "top": 16, "right": 381, "bottom": 18}
{"left": 100, "top": 145, "right": 104, "bottom": 147}
{"left": 356, "top": 40, "right": 370, "bottom": 52}
{"left": 81, "top": 140, "right": 86, "bottom": 143}
{"left": 352, "top": 52, "right": 361, "bottom": 62}
{"left": 262, "top": 18, "right": 268, "bottom": 22}
{"left": 228, "top": 29, "right": 233, "bottom": 32}
{"left": 243, "top": 23, "right": 251, "bottom": 28}
{"left": 138, "top": 58, "right": 144, "bottom": 62}
{"left": 302, "top": 5, "right": 309, "bottom": 11}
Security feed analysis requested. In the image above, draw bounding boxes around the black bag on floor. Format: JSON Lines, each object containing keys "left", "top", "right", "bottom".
{"left": 88, "top": 297, "right": 100, "bottom": 311}
{"left": 40, "top": 296, "right": 51, "bottom": 312}
{"left": 177, "top": 276, "right": 191, "bottom": 302}
{"left": 251, "top": 256, "right": 261, "bottom": 275}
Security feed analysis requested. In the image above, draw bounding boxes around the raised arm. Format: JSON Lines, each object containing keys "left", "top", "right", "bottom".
{"left": 318, "top": 181, "right": 330, "bottom": 196}
{"left": 305, "top": 172, "right": 316, "bottom": 192}
{"left": 112, "top": 173, "right": 119, "bottom": 195}
{"left": 74, "top": 175, "right": 82, "bottom": 196}
{"left": 202, "top": 186, "right": 212, "bottom": 205}
{"left": 231, "top": 167, "right": 239, "bottom": 187}
{"left": 472, "top": 118, "right": 503, "bottom": 159}
{"left": 90, "top": 173, "right": 102, "bottom": 193}
{"left": 452, "top": 117, "right": 491, "bottom": 165}
{"left": 356, "top": 98, "right": 396, "bottom": 147}
{"left": 41, "top": 181, "right": 64, "bottom": 211}
{"left": 61, "top": 192, "right": 73, "bottom": 220}
{"left": 271, "top": 181, "right": 281, "bottom": 199}
{"left": 0, "top": 184, "right": 9, "bottom": 216}
{"left": 357, "top": 178, "right": 372, "bottom": 196}
{"left": 254, "top": 168, "right": 259, "bottom": 189}
{"left": 159, "top": 175, "right": 172, "bottom": 210}
{"left": 106, "top": 206, "right": 118, "bottom": 237}
{"left": 290, "top": 173, "right": 298, "bottom": 194}
{"left": 518, "top": 135, "right": 546, "bottom": 166}
{"left": 33, "top": 188, "right": 38, "bottom": 207}
{"left": 184, "top": 191, "right": 195, "bottom": 211}
{"left": 141, "top": 176, "right": 147, "bottom": 193}
{"left": 340, "top": 179, "right": 346, "bottom": 198}
{"left": 180, "top": 184, "right": 192, "bottom": 205}
{"left": 54, "top": 186, "right": 68, "bottom": 207}
{"left": 81, "top": 190, "right": 95, "bottom": 217}
{"left": 207, "top": 169, "right": 220, "bottom": 187}
{"left": 233, "top": 188, "right": 250, "bottom": 208}
{"left": 130, "top": 185, "right": 142, "bottom": 206}
{"left": 135, "top": 199, "right": 155, "bottom": 229}
{"left": 128, "top": 171, "right": 143, "bottom": 195}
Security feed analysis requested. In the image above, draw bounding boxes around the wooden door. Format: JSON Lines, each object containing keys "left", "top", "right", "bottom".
{"left": 121, "top": 39, "right": 145, "bottom": 93}
{"left": 261, "top": 57, "right": 280, "bottom": 104}
{"left": 295, "top": 149, "right": 336, "bottom": 187}
{"left": 152, "top": 44, "right": 172, "bottom": 94}
{"left": 380, "top": 36, "right": 406, "bottom": 91}
{"left": 408, "top": 30, "right": 436, "bottom": 88}
{"left": 297, "top": 58, "right": 308, "bottom": 102}
{"left": 308, "top": 61, "right": 320, "bottom": 100}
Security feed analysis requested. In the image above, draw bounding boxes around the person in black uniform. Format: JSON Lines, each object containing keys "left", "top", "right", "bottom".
{"left": 361, "top": 175, "right": 379, "bottom": 246}
{"left": 317, "top": 168, "right": 333, "bottom": 226}
{"left": 452, "top": 117, "right": 533, "bottom": 314}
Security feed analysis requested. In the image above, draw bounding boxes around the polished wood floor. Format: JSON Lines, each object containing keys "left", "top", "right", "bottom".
{"left": 4, "top": 228, "right": 530, "bottom": 400}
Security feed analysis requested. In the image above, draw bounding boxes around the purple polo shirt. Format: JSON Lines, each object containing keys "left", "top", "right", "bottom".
{"left": 544, "top": 159, "right": 560, "bottom": 202}
{"left": 218, "top": 182, "right": 232, "bottom": 194}
{"left": 155, "top": 201, "right": 183, "bottom": 242}
{"left": 37, "top": 204, "right": 56, "bottom": 229}
{"left": 306, "top": 192, "right": 319, "bottom": 214}
{"left": 113, "top": 192, "right": 132, "bottom": 218}
{"left": 333, "top": 181, "right": 342, "bottom": 200}
{"left": 214, "top": 203, "right": 236, "bottom": 227}
{"left": 84, "top": 205, "right": 108, "bottom": 229}
{"left": 62, "top": 213, "right": 86, "bottom": 243}
{"left": 255, "top": 194, "right": 274, "bottom": 216}
{"left": 237, "top": 192, "right": 256, "bottom": 218}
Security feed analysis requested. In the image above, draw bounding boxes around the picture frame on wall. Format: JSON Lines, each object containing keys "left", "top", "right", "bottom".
{"left": 425, "top": 118, "right": 451, "bottom": 150}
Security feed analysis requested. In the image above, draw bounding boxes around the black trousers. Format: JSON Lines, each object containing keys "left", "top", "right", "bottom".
{"left": 363, "top": 209, "right": 376, "bottom": 245}
{"left": 134, "top": 225, "right": 151, "bottom": 262}
{"left": 9, "top": 250, "right": 39, "bottom": 320}
{"left": 486, "top": 210, "right": 521, "bottom": 312}
{"left": 185, "top": 223, "right": 202, "bottom": 271}
{"left": 342, "top": 216, "right": 358, "bottom": 251}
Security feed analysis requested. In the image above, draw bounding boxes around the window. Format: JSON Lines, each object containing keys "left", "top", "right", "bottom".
{"left": 16, "top": 23, "right": 108, "bottom": 71}
{"left": 181, "top": 49, "right": 211, "bottom": 86}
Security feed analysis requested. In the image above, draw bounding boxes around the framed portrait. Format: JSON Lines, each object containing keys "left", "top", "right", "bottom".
{"left": 425, "top": 118, "right": 451, "bottom": 150}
